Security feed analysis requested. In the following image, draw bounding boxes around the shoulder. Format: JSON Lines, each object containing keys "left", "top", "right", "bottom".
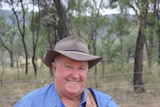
{"left": 14, "top": 83, "right": 55, "bottom": 107}
{"left": 88, "top": 88, "right": 118, "bottom": 107}
{"left": 22, "top": 83, "right": 54, "bottom": 99}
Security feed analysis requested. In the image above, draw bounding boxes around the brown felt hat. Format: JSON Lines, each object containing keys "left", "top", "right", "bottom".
{"left": 43, "top": 36, "right": 103, "bottom": 69}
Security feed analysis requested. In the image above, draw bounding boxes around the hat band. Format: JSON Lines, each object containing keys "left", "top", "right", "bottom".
{"left": 61, "top": 50, "right": 88, "bottom": 54}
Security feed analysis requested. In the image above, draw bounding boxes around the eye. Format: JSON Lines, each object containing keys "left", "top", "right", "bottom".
{"left": 79, "top": 67, "right": 87, "bottom": 71}
{"left": 80, "top": 67, "right": 84, "bottom": 70}
{"left": 65, "top": 64, "right": 72, "bottom": 69}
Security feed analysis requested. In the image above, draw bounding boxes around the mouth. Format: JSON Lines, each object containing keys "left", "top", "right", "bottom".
{"left": 68, "top": 79, "right": 80, "bottom": 84}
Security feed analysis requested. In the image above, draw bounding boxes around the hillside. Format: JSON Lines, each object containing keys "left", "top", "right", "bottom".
{"left": 0, "top": 9, "right": 30, "bottom": 24}
{"left": 0, "top": 9, "right": 13, "bottom": 24}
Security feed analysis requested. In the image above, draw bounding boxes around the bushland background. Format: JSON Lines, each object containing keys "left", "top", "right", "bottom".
{"left": 0, "top": 0, "right": 160, "bottom": 107}
{"left": 1, "top": 64, "right": 160, "bottom": 107}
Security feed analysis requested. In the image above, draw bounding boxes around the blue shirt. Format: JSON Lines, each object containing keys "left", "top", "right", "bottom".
{"left": 14, "top": 83, "right": 118, "bottom": 107}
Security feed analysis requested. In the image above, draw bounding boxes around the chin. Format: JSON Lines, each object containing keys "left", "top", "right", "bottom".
{"left": 66, "top": 88, "right": 82, "bottom": 94}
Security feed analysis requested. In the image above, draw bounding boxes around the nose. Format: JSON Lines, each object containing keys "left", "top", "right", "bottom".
{"left": 71, "top": 69, "right": 80, "bottom": 80}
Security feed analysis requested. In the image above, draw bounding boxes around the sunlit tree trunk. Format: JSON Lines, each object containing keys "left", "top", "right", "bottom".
{"left": 133, "top": 0, "right": 149, "bottom": 93}
{"left": 133, "top": 26, "right": 146, "bottom": 93}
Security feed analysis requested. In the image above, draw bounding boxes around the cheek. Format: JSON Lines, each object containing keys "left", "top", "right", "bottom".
{"left": 54, "top": 68, "right": 68, "bottom": 79}
{"left": 81, "top": 72, "right": 88, "bottom": 81}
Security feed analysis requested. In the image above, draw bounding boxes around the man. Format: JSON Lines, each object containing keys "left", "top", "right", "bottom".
{"left": 15, "top": 36, "right": 118, "bottom": 107}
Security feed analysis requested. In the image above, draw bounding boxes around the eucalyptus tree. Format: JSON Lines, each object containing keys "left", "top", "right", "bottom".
{"left": 147, "top": 0, "right": 160, "bottom": 64}
{"left": 154, "top": 0, "right": 160, "bottom": 64}
{"left": 107, "top": 14, "right": 130, "bottom": 66}
{"left": 110, "top": 0, "right": 151, "bottom": 93}
{"left": 28, "top": 0, "right": 69, "bottom": 76}
{"left": 54, "top": 0, "right": 68, "bottom": 39}
{"left": 146, "top": 13, "right": 157, "bottom": 67}
{"left": 5, "top": 0, "right": 29, "bottom": 74}
{"left": 29, "top": 0, "right": 42, "bottom": 75}
{"left": 0, "top": 12, "right": 17, "bottom": 67}
{"left": 37, "top": 0, "right": 68, "bottom": 47}
{"left": 89, "top": 0, "right": 110, "bottom": 87}
{"left": 0, "top": 28, "right": 15, "bottom": 67}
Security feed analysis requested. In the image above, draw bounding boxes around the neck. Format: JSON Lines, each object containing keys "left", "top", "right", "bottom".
{"left": 60, "top": 94, "right": 81, "bottom": 107}
{"left": 55, "top": 87, "right": 82, "bottom": 107}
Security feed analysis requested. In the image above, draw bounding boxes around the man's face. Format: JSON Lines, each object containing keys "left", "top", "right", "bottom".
{"left": 52, "top": 55, "right": 88, "bottom": 98}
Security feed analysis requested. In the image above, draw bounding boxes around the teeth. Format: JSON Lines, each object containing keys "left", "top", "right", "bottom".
{"left": 68, "top": 80, "right": 79, "bottom": 84}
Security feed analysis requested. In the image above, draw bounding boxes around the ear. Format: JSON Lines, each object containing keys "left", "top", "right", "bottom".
{"left": 52, "top": 62, "right": 57, "bottom": 74}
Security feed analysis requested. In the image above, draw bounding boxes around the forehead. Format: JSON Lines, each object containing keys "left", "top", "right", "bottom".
{"left": 55, "top": 54, "right": 88, "bottom": 65}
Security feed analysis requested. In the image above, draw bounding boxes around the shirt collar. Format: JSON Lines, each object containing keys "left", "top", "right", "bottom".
{"left": 51, "top": 83, "right": 86, "bottom": 107}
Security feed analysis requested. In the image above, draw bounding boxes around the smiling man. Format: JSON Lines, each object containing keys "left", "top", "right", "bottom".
{"left": 14, "top": 36, "right": 118, "bottom": 107}
{"left": 52, "top": 55, "right": 88, "bottom": 107}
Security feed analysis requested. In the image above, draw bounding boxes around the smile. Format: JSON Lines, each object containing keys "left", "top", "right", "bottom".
{"left": 68, "top": 80, "right": 79, "bottom": 84}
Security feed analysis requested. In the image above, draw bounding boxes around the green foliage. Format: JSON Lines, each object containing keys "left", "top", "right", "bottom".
{"left": 0, "top": 0, "right": 160, "bottom": 74}
{"left": 29, "top": 12, "right": 40, "bottom": 31}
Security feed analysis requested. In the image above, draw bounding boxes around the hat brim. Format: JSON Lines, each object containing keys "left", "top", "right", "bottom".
{"left": 43, "top": 49, "right": 103, "bottom": 69}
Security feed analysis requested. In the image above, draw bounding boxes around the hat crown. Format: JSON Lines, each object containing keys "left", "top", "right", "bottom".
{"left": 55, "top": 36, "right": 89, "bottom": 53}
{"left": 43, "top": 36, "right": 102, "bottom": 69}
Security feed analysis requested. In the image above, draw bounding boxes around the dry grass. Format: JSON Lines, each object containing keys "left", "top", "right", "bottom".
{"left": 0, "top": 62, "right": 160, "bottom": 107}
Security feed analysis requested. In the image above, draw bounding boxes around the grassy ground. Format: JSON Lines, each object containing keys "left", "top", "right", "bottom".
{"left": 0, "top": 62, "right": 160, "bottom": 107}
